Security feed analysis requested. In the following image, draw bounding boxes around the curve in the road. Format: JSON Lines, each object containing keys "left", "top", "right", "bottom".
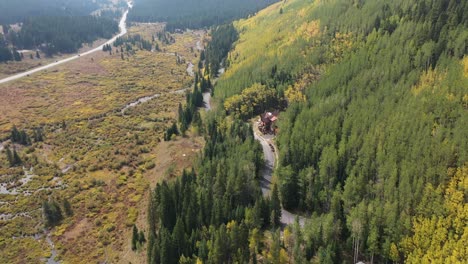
{"left": 254, "top": 130, "right": 306, "bottom": 227}
{"left": 202, "top": 89, "right": 305, "bottom": 227}
{"left": 0, "top": 1, "right": 133, "bottom": 85}
{"left": 202, "top": 91, "right": 211, "bottom": 111}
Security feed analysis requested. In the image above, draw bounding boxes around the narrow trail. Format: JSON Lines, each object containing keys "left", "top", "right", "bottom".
{"left": 0, "top": 1, "right": 134, "bottom": 85}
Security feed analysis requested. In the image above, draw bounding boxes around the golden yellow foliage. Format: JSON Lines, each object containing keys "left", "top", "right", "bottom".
{"left": 280, "top": 248, "right": 289, "bottom": 263}
{"left": 285, "top": 85, "right": 306, "bottom": 103}
{"left": 330, "top": 32, "right": 354, "bottom": 62}
{"left": 411, "top": 68, "right": 446, "bottom": 96}
{"left": 462, "top": 56, "right": 468, "bottom": 78}
{"left": 389, "top": 243, "right": 399, "bottom": 262}
{"left": 224, "top": 83, "right": 277, "bottom": 118}
{"left": 222, "top": 0, "right": 322, "bottom": 83}
{"left": 283, "top": 227, "right": 292, "bottom": 248}
{"left": 226, "top": 220, "right": 237, "bottom": 230}
{"left": 297, "top": 20, "right": 321, "bottom": 41}
{"left": 401, "top": 166, "right": 468, "bottom": 263}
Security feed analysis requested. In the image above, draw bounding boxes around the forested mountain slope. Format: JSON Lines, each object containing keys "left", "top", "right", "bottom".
{"left": 0, "top": 0, "right": 119, "bottom": 60}
{"left": 128, "top": 0, "right": 278, "bottom": 31}
{"left": 9, "top": 16, "right": 118, "bottom": 55}
{"left": 212, "top": 0, "right": 467, "bottom": 262}
{"left": 0, "top": 0, "right": 99, "bottom": 24}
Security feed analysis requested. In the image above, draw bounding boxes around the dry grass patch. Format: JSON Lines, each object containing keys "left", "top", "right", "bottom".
{"left": 0, "top": 29, "right": 199, "bottom": 136}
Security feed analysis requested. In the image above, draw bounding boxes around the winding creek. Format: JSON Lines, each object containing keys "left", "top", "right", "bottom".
{"left": 46, "top": 234, "right": 59, "bottom": 264}
{"left": 0, "top": 166, "right": 35, "bottom": 195}
{"left": 0, "top": 2, "right": 136, "bottom": 263}
{"left": 121, "top": 61, "right": 196, "bottom": 114}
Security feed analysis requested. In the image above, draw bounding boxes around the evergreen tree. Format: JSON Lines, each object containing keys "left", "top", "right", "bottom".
{"left": 278, "top": 166, "right": 299, "bottom": 210}
{"left": 13, "top": 49, "right": 21, "bottom": 61}
{"left": 0, "top": 46, "right": 13, "bottom": 62}
{"left": 63, "top": 199, "right": 73, "bottom": 216}
{"left": 172, "top": 218, "right": 185, "bottom": 257}
{"left": 132, "top": 224, "right": 139, "bottom": 251}
{"left": 11, "top": 125, "right": 19, "bottom": 142}
{"left": 160, "top": 228, "right": 176, "bottom": 264}
{"left": 270, "top": 184, "right": 282, "bottom": 228}
{"left": 200, "top": 50, "right": 205, "bottom": 61}
{"left": 12, "top": 148, "right": 21, "bottom": 167}
{"left": 5, "top": 146, "right": 13, "bottom": 166}
{"left": 292, "top": 218, "right": 306, "bottom": 264}
{"left": 33, "top": 128, "right": 44, "bottom": 142}
{"left": 43, "top": 200, "right": 63, "bottom": 227}
{"left": 139, "top": 230, "right": 146, "bottom": 244}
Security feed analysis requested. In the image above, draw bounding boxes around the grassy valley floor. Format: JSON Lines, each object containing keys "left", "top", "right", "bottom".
{"left": 0, "top": 23, "right": 205, "bottom": 263}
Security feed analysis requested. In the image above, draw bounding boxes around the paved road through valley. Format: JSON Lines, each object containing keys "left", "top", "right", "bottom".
{"left": 0, "top": 1, "right": 133, "bottom": 85}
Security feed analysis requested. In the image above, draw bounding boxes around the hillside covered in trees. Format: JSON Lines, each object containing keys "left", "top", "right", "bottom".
{"left": 128, "top": 0, "right": 278, "bottom": 31}
{"left": 0, "top": 0, "right": 120, "bottom": 59}
{"left": 7, "top": 16, "right": 118, "bottom": 56}
{"left": 0, "top": 0, "right": 99, "bottom": 24}
{"left": 162, "top": 0, "right": 467, "bottom": 263}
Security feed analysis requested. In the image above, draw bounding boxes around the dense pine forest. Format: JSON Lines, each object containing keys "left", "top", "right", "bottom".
{"left": 128, "top": 0, "right": 278, "bottom": 31}
{"left": 0, "top": 0, "right": 99, "bottom": 24}
{"left": 203, "top": 24, "right": 239, "bottom": 77}
{"left": 146, "top": 0, "right": 467, "bottom": 263}
{"left": 7, "top": 16, "right": 118, "bottom": 56}
{"left": 147, "top": 119, "right": 273, "bottom": 263}
{"left": 0, "top": 0, "right": 118, "bottom": 60}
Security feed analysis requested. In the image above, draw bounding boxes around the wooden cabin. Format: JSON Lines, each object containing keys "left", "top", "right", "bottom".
{"left": 259, "top": 110, "right": 279, "bottom": 134}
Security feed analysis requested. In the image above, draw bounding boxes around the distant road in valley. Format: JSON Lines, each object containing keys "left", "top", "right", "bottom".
{"left": 0, "top": 1, "right": 133, "bottom": 85}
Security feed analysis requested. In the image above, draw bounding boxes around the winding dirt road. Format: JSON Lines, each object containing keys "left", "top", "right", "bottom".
{"left": 253, "top": 129, "right": 306, "bottom": 227}
{"left": 0, "top": 1, "right": 133, "bottom": 85}
{"left": 201, "top": 90, "right": 305, "bottom": 227}
{"left": 202, "top": 92, "right": 211, "bottom": 111}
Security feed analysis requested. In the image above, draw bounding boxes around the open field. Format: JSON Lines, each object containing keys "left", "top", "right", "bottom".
{"left": 0, "top": 38, "right": 113, "bottom": 80}
{"left": 0, "top": 24, "right": 205, "bottom": 263}
{"left": 0, "top": 24, "right": 203, "bottom": 136}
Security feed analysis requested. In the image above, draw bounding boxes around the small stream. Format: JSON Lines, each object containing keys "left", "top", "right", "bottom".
{"left": 121, "top": 94, "right": 161, "bottom": 114}
{"left": 186, "top": 62, "right": 194, "bottom": 77}
{"left": 61, "top": 165, "right": 73, "bottom": 174}
{"left": 0, "top": 212, "right": 32, "bottom": 221}
{"left": 0, "top": 166, "right": 35, "bottom": 195}
{"left": 120, "top": 87, "right": 190, "bottom": 115}
{"left": 196, "top": 40, "right": 203, "bottom": 51}
{"left": 9, "top": 228, "right": 59, "bottom": 263}
{"left": 46, "top": 235, "right": 59, "bottom": 264}
{"left": 10, "top": 231, "right": 60, "bottom": 263}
